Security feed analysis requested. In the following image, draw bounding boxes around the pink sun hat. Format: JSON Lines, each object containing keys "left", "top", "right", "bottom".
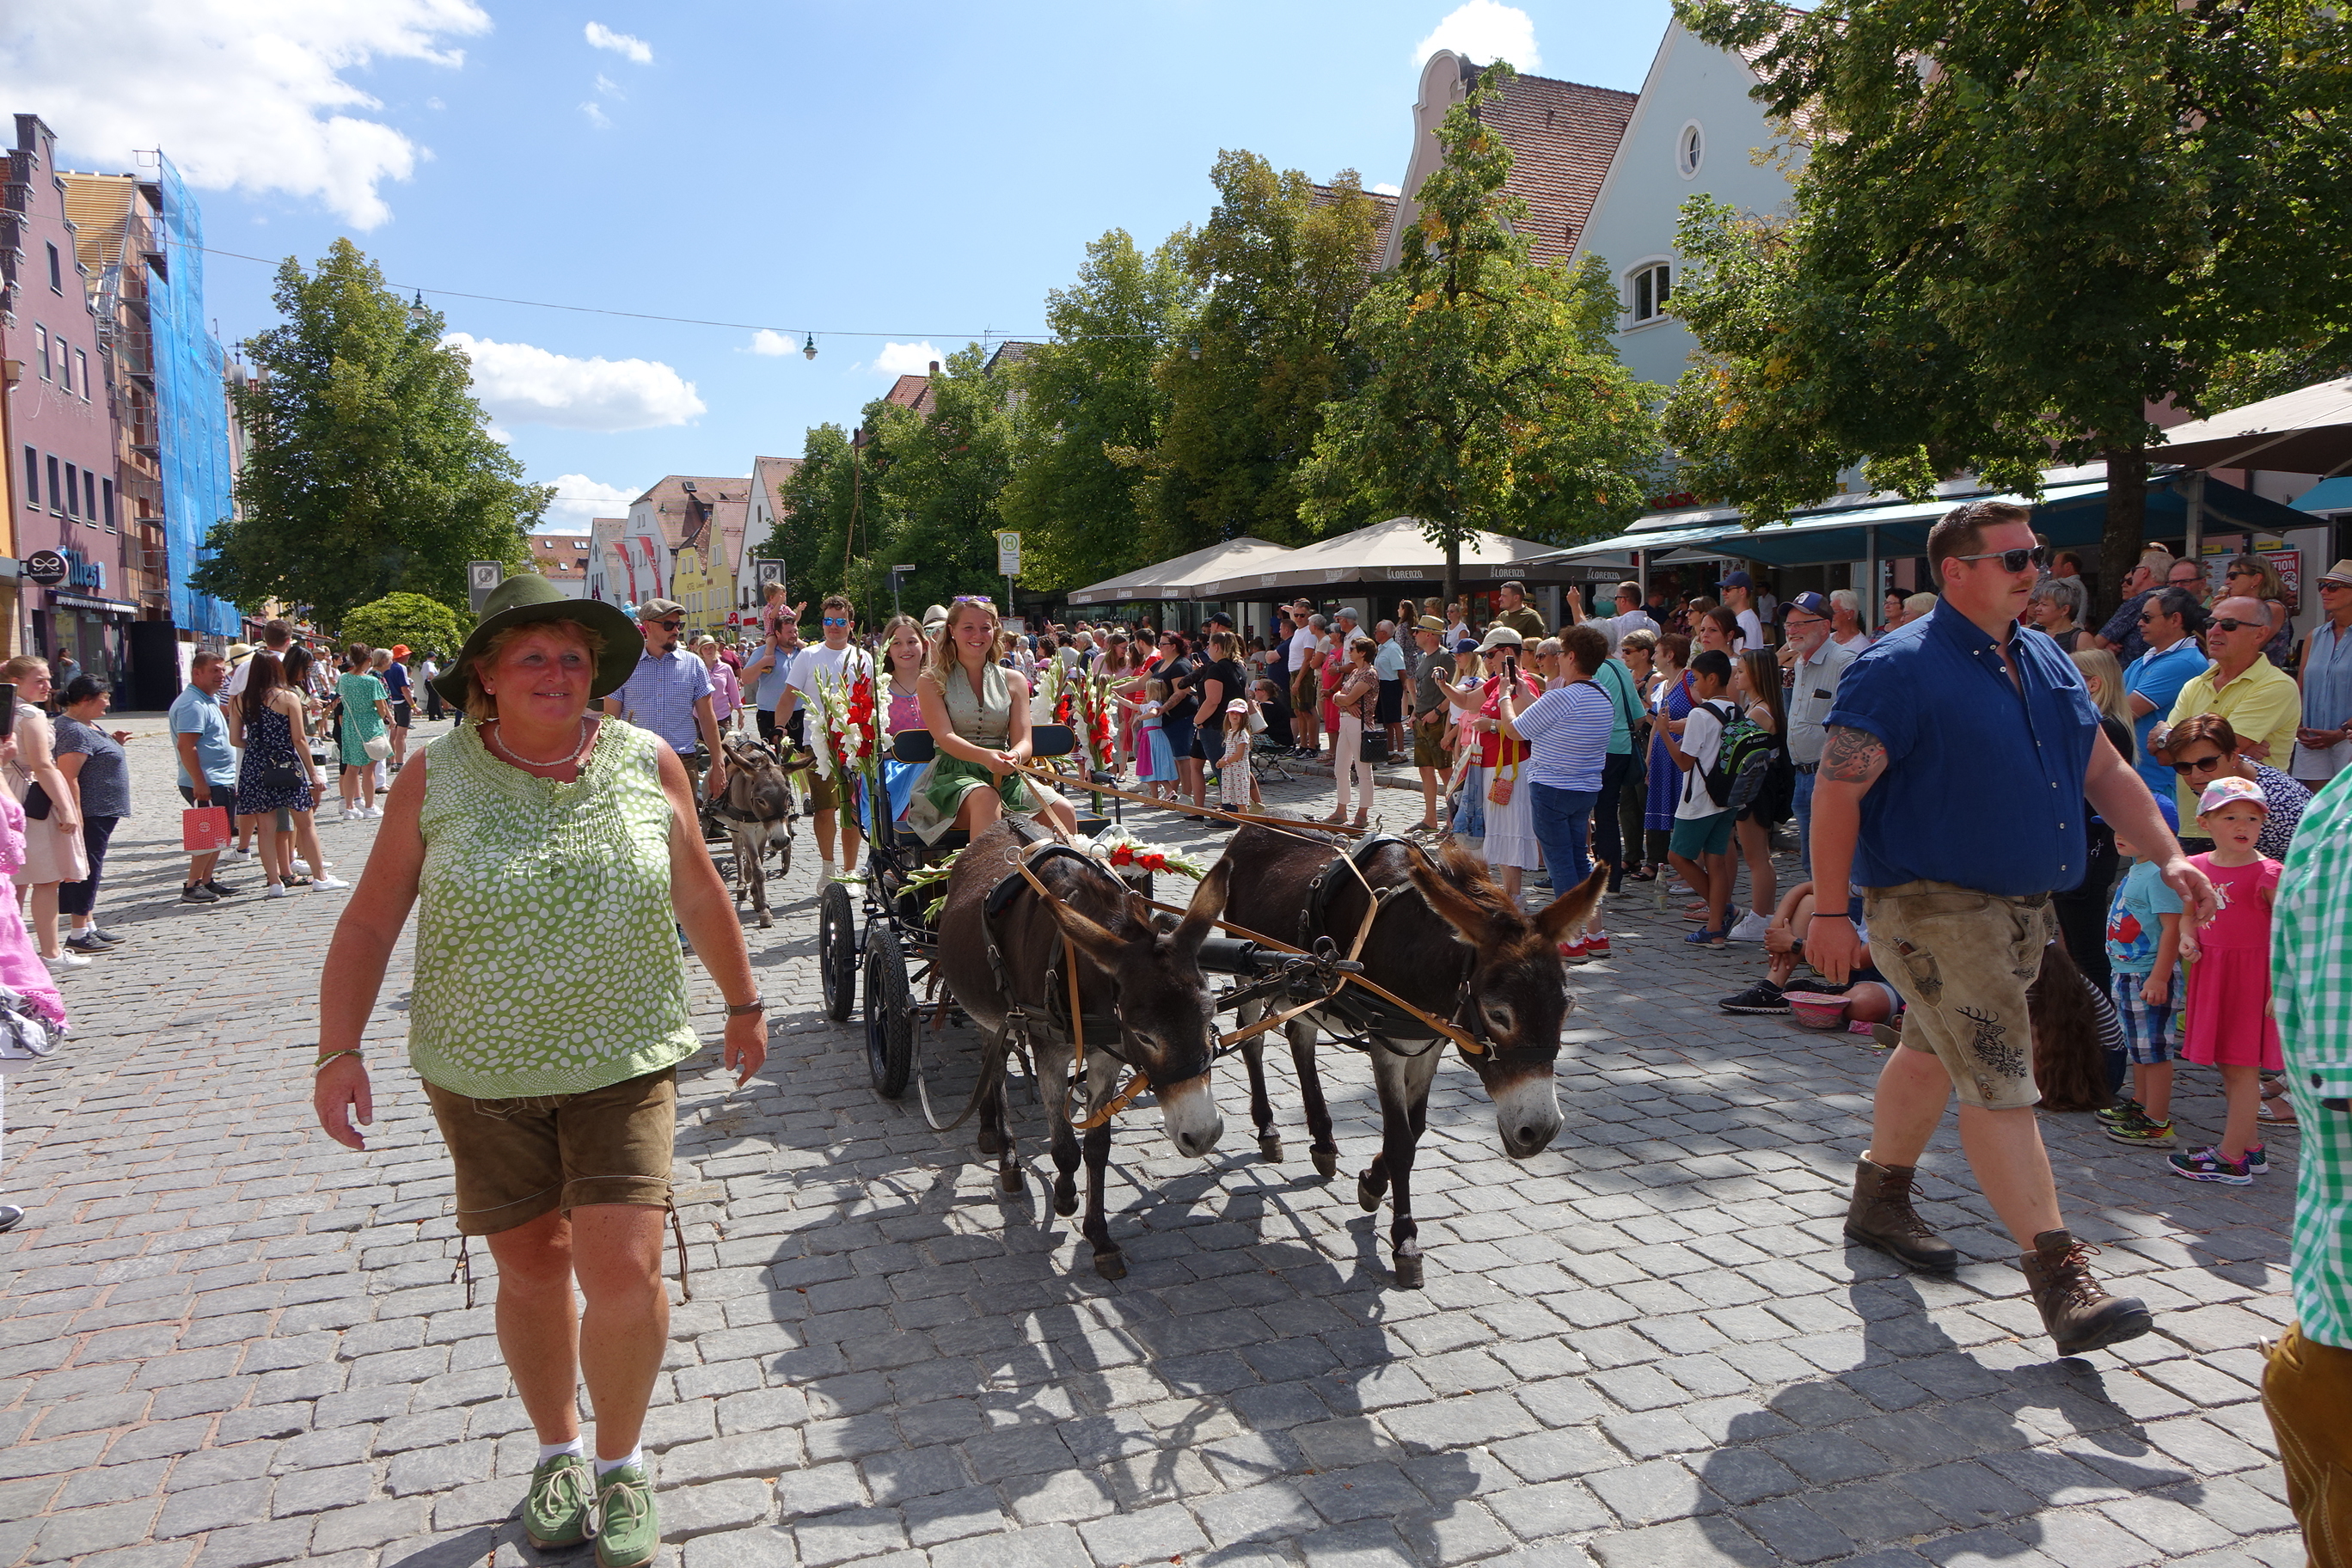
{"left": 2196, "top": 776, "right": 2267, "bottom": 817}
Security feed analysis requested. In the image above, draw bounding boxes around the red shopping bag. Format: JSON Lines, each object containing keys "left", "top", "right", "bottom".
{"left": 181, "top": 805, "right": 232, "bottom": 852}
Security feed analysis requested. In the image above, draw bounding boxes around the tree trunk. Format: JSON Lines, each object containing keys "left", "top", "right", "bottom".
{"left": 1443, "top": 531, "right": 1461, "bottom": 619}
{"left": 2097, "top": 448, "right": 2147, "bottom": 624}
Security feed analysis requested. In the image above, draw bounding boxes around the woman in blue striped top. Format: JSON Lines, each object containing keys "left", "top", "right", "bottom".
{"left": 1501, "top": 623, "right": 1620, "bottom": 959}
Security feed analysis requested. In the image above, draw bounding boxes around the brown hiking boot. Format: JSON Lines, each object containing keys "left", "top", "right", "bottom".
{"left": 2021, "top": 1228, "right": 2152, "bottom": 1355}
{"left": 1843, "top": 1156, "right": 1960, "bottom": 1274}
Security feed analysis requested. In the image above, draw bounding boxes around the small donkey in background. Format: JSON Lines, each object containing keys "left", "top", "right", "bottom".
{"left": 709, "top": 735, "right": 803, "bottom": 927}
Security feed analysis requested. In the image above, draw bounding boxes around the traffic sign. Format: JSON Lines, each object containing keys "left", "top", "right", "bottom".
{"left": 467, "top": 560, "right": 505, "bottom": 614}
{"left": 995, "top": 531, "right": 1021, "bottom": 577}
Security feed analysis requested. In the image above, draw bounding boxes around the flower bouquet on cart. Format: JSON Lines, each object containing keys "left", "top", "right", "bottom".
{"left": 810, "top": 661, "right": 883, "bottom": 871}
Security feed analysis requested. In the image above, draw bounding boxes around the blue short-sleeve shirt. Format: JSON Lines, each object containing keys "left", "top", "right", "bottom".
{"left": 2122, "top": 640, "right": 2207, "bottom": 798}
{"left": 1824, "top": 603, "right": 2100, "bottom": 896}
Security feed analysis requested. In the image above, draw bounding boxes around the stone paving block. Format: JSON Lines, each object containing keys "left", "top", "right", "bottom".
{"left": 27, "top": 1502, "right": 164, "bottom": 1565}
{"left": 793, "top": 1506, "right": 910, "bottom": 1567}
{"left": 1192, "top": 1479, "right": 1322, "bottom": 1545}
{"left": 666, "top": 1477, "right": 775, "bottom": 1540}
{"left": 900, "top": 1484, "right": 1007, "bottom": 1547}
{"left": 188, "top": 1517, "right": 316, "bottom": 1568}
{"left": 1074, "top": 1500, "right": 1208, "bottom": 1563}
{"left": 930, "top": 1522, "right": 1088, "bottom": 1568}
{"left": 1584, "top": 1516, "right": 1775, "bottom": 1567}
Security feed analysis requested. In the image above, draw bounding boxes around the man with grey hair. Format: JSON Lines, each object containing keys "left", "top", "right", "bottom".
{"left": 1566, "top": 581, "right": 1657, "bottom": 650}
{"left": 2093, "top": 546, "right": 2177, "bottom": 665}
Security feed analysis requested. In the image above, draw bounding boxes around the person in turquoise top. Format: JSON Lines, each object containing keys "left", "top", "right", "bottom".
{"left": 311, "top": 575, "right": 763, "bottom": 1568}
{"left": 331, "top": 646, "right": 394, "bottom": 820}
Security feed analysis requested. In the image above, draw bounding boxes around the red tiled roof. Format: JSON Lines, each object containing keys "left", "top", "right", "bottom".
{"left": 1309, "top": 183, "right": 1399, "bottom": 270}
{"left": 883, "top": 374, "right": 935, "bottom": 416}
{"left": 1477, "top": 71, "right": 1639, "bottom": 263}
{"left": 633, "top": 475, "right": 748, "bottom": 550}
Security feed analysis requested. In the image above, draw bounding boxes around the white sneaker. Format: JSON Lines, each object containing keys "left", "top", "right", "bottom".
{"left": 367, "top": 806, "right": 385, "bottom": 819}
{"left": 44, "top": 952, "right": 91, "bottom": 971}
{"left": 265, "top": 882, "right": 293, "bottom": 898}
{"left": 309, "top": 873, "right": 351, "bottom": 891}
{"left": 1728, "top": 910, "right": 1772, "bottom": 943}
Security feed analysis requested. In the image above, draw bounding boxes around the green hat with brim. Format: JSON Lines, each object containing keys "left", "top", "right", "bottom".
{"left": 431, "top": 573, "right": 643, "bottom": 707}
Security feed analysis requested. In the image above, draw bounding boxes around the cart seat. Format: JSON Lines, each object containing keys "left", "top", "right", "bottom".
{"left": 879, "top": 724, "right": 1103, "bottom": 859}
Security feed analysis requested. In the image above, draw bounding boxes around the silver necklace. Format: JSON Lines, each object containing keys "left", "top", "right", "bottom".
{"left": 487, "top": 718, "right": 591, "bottom": 769}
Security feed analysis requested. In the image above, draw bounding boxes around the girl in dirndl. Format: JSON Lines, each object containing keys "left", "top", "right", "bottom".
{"left": 1122, "top": 681, "right": 1176, "bottom": 799}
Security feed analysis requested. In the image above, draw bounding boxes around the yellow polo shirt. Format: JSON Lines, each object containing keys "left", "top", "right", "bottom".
{"left": 2165, "top": 657, "right": 2300, "bottom": 818}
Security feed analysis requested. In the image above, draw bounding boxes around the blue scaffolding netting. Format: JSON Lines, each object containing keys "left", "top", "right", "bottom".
{"left": 150, "top": 156, "right": 241, "bottom": 640}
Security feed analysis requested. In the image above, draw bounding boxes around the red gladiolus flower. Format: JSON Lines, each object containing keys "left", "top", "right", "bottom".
{"left": 1109, "top": 844, "right": 1136, "bottom": 866}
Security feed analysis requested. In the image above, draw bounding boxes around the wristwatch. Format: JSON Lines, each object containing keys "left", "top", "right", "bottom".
{"left": 726, "top": 996, "right": 766, "bottom": 1017}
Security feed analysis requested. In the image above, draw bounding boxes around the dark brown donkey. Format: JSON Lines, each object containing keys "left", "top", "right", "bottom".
{"left": 710, "top": 737, "right": 799, "bottom": 927}
{"left": 933, "top": 818, "right": 1233, "bottom": 1279}
{"left": 1217, "top": 825, "right": 1605, "bottom": 1288}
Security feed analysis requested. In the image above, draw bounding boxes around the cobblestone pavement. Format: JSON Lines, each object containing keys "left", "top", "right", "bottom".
{"left": 0, "top": 720, "right": 2306, "bottom": 1567}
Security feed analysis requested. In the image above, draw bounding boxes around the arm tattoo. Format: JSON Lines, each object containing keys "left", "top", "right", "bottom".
{"left": 1821, "top": 726, "right": 1888, "bottom": 785}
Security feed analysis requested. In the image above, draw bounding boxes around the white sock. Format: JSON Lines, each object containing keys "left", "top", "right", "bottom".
{"left": 593, "top": 1447, "right": 642, "bottom": 1477}
{"left": 538, "top": 1438, "right": 584, "bottom": 1464}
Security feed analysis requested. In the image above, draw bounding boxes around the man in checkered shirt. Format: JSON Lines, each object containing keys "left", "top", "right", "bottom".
{"left": 2265, "top": 769, "right": 2352, "bottom": 1558}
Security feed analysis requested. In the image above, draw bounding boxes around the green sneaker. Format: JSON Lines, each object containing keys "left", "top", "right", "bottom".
{"left": 524, "top": 1452, "right": 592, "bottom": 1550}
{"left": 2103, "top": 1111, "right": 2177, "bottom": 1148}
{"left": 2096, "top": 1097, "right": 2145, "bottom": 1126}
{"left": 593, "top": 1461, "right": 658, "bottom": 1568}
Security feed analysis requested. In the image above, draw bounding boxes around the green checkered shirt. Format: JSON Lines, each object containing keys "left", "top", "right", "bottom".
{"left": 2272, "top": 769, "right": 2352, "bottom": 1351}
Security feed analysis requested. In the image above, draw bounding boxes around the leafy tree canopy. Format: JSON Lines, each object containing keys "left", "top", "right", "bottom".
{"left": 1665, "top": 0, "right": 2352, "bottom": 595}
{"left": 191, "top": 238, "right": 543, "bottom": 625}
{"left": 1300, "top": 63, "right": 1663, "bottom": 605}
{"left": 338, "top": 591, "right": 467, "bottom": 660}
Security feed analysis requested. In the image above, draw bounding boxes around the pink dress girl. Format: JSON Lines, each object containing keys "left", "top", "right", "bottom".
{"left": 0, "top": 787, "right": 66, "bottom": 1029}
{"left": 2179, "top": 854, "right": 2282, "bottom": 1070}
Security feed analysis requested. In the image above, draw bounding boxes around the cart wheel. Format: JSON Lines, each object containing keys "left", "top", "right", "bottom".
{"left": 818, "top": 880, "right": 857, "bottom": 1023}
{"left": 863, "top": 938, "right": 916, "bottom": 1099}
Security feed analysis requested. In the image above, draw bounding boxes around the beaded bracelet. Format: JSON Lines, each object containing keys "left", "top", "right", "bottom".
{"left": 312, "top": 1048, "right": 363, "bottom": 1073}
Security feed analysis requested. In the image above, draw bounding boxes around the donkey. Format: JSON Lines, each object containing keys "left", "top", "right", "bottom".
{"left": 1216, "top": 824, "right": 1605, "bottom": 1288}
{"left": 711, "top": 736, "right": 799, "bottom": 927}
{"left": 934, "top": 818, "right": 1231, "bottom": 1279}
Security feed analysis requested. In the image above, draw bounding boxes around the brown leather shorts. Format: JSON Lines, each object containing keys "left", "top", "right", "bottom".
{"left": 422, "top": 1067, "right": 677, "bottom": 1235}
{"left": 1864, "top": 880, "right": 2049, "bottom": 1111}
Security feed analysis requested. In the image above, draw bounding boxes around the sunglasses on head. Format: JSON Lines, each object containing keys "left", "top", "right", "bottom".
{"left": 1951, "top": 546, "right": 2049, "bottom": 573}
{"left": 951, "top": 595, "right": 995, "bottom": 609}
{"left": 2170, "top": 753, "right": 2228, "bottom": 775}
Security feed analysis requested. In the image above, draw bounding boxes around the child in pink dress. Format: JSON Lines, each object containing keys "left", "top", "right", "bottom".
{"left": 2170, "top": 775, "right": 2282, "bottom": 1185}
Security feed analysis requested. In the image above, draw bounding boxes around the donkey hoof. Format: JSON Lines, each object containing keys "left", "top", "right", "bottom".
{"left": 1054, "top": 1190, "right": 1077, "bottom": 1218}
{"left": 1392, "top": 1253, "right": 1424, "bottom": 1289}
{"left": 1357, "top": 1176, "right": 1383, "bottom": 1214}
{"left": 1312, "top": 1147, "right": 1339, "bottom": 1180}
{"left": 977, "top": 1127, "right": 1003, "bottom": 1156}
{"left": 1258, "top": 1134, "right": 1283, "bottom": 1162}
{"left": 757, "top": 911, "right": 773, "bottom": 929}
{"left": 999, "top": 1167, "right": 1023, "bottom": 1194}
{"left": 1092, "top": 1249, "right": 1127, "bottom": 1281}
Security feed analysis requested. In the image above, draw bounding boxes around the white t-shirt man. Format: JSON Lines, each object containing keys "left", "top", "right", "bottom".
{"left": 1676, "top": 699, "right": 1734, "bottom": 819}
{"left": 223, "top": 642, "right": 295, "bottom": 699}
{"left": 1288, "top": 622, "right": 1321, "bottom": 671}
{"left": 784, "top": 641, "right": 874, "bottom": 713}
{"left": 1734, "top": 607, "right": 1766, "bottom": 654}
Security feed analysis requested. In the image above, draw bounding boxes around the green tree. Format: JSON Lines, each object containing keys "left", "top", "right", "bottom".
{"left": 998, "top": 230, "right": 1200, "bottom": 591}
{"left": 1152, "top": 155, "right": 1387, "bottom": 554}
{"left": 339, "top": 591, "right": 466, "bottom": 659}
{"left": 1299, "top": 63, "right": 1663, "bottom": 608}
{"left": 192, "top": 238, "right": 543, "bottom": 625}
{"left": 1666, "top": 0, "right": 2352, "bottom": 607}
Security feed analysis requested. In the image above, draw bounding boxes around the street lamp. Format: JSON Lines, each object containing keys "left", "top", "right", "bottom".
{"left": 889, "top": 565, "right": 914, "bottom": 618}
{"left": 802, "top": 333, "right": 818, "bottom": 361}
{"left": 407, "top": 290, "right": 429, "bottom": 328}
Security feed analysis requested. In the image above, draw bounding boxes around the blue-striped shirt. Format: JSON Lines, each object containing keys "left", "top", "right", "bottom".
{"left": 609, "top": 647, "right": 713, "bottom": 752}
{"left": 1511, "top": 680, "right": 1614, "bottom": 792}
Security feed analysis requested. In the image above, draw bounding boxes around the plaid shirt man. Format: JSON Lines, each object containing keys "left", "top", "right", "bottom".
{"left": 2273, "top": 772, "right": 2352, "bottom": 1351}
{"left": 609, "top": 646, "right": 714, "bottom": 755}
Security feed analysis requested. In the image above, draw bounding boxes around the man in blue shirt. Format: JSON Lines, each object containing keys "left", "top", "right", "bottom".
{"left": 1810, "top": 500, "right": 2214, "bottom": 1357}
{"left": 604, "top": 598, "right": 726, "bottom": 799}
{"left": 169, "top": 650, "right": 241, "bottom": 903}
{"left": 2122, "top": 587, "right": 2209, "bottom": 799}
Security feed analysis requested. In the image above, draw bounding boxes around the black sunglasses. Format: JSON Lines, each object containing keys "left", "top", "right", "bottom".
{"left": 650, "top": 618, "right": 683, "bottom": 629}
{"left": 1951, "top": 546, "right": 2049, "bottom": 573}
{"left": 2169, "top": 753, "right": 2227, "bottom": 775}
{"left": 2209, "top": 617, "right": 2263, "bottom": 634}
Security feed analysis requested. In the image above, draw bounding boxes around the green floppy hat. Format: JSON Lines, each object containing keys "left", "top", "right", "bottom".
{"left": 431, "top": 573, "right": 643, "bottom": 707}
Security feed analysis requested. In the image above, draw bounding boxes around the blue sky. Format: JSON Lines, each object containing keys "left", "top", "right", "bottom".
{"left": 6, "top": 1, "right": 1675, "bottom": 531}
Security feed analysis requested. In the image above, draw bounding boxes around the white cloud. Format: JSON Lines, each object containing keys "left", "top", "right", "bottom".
{"left": 584, "top": 21, "right": 652, "bottom": 63}
{"left": 444, "top": 334, "right": 705, "bottom": 431}
{"left": 1373, "top": 181, "right": 1401, "bottom": 196}
{"left": 579, "top": 101, "right": 611, "bottom": 129}
{"left": 537, "top": 474, "right": 640, "bottom": 532}
{"left": 747, "top": 328, "right": 794, "bottom": 357}
{"left": 1413, "top": 0, "right": 1540, "bottom": 70}
{"left": 0, "top": 0, "right": 488, "bottom": 230}
{"left": 593, "top": 72, "right": 623, "bottom": 97}
{"left": 870, "top": 340, "right": 941, "bottom": 377}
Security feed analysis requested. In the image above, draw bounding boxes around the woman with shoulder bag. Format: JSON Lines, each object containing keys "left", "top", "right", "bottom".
{"left": 278, "top": 646, "right": 342, "bottom": 889}
{"left": 3, "top": 657, "right": 88, "bottom": 973}
{"left": 236, "top": 652, "right": 338, "bottom": 897}
{"left": 1325, "top": 636, "right": 1381, "bottom": 829}
{"left": 51, "top": 677, "right": 135, "bottom": 953}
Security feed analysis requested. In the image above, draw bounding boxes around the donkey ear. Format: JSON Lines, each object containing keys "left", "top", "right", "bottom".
{"left": 1172, "top": 859, "right": 1232, "bottom": 957}
{"left": 1408, "top": 847, "right": 1501, "bottom": 946}
{"left": 1534, "top": 865, "right": 1610, "bottom": 946}
{"left": 1044, "top": 897, "right": 1130, "bottom": 971}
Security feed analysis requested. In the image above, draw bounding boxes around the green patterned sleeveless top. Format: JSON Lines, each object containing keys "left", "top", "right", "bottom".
{"left": 407, "top": 720, "right": 697, "bottom": 1097}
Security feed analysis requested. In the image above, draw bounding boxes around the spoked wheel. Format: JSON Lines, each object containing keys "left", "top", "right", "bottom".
{"left": 862, "top": 938, "right": 916, "bottom": 1099}
{"left": 818, "top": 880, "right": 857, "bottom": 1022}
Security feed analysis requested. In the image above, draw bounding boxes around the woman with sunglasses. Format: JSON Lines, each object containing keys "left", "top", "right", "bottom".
{"left": 2290, "top": 559, "right": 2352, "bottom": 784}
{"left": 2150, "top": 714, "right": 2308, "bottom": 861}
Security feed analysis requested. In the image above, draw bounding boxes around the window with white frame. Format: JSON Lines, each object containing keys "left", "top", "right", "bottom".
{"left": 75, "top": 348, "right": 89, "bottom": 400}
{"left": 1630, "top": 262, "right": 1673, "bottom": 324}
{"left": 34, "top": 325, "right": 50, "bottom": 380}
{"left": 1676, "top": 121, "right": 1705, "bottom": 179}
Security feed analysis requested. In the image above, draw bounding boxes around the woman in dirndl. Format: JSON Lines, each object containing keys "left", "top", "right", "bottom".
{"left": 904, "top": 597, "right": 1077, "bottom": 843}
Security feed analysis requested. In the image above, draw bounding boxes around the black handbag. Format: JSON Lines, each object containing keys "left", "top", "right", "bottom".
{"left": 22, "top": 781, "right": 49, "bottom": 821}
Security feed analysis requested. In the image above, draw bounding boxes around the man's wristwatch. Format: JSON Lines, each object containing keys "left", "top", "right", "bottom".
{"left": 726, "top": 996, "right": 766, "bottom": 1017}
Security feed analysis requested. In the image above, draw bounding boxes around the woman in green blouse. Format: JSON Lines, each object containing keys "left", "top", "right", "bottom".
{"left": 311, "top": 576, "right": 763, "bottom": 1568}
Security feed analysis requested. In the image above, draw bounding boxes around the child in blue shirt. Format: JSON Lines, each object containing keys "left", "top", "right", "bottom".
{"left": 2101, "top": 797, "right": 2187, "bottom": 1147}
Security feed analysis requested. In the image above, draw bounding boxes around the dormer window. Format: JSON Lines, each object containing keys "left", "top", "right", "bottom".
{"left": 1631, "top": 263, "right": 1673, "bottom": 324}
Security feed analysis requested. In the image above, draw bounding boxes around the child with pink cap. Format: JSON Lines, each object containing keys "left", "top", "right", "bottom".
{"left": 2171, "top": 775, "right": 2282, "bottom": 1184}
